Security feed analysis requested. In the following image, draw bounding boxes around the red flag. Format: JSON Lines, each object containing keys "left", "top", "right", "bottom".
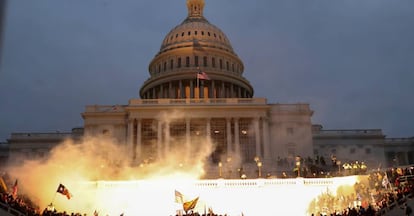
{"left": 197, "top": 71, "right": 210, "bottom": 80}
{"left": 57, "top": 183, "right": 72, "bottom": 200}
{"left": 12, "top": 179, "right": 18, "bottom": 198}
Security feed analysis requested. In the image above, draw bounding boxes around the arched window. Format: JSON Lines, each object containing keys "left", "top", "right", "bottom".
{"left": 178, "top": 57, "right": 182, "bottom": 68}
{"left": 186, "top": 56, "right": 190, "bottom": 67}
{"left": 203, "top": 56, "right": 208, "bottom": 67}
{"left": 195, "top": 56, "right": 199, "bottom": 67}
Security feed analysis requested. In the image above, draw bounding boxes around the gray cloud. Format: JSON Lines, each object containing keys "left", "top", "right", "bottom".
{"left": 1, "top": 0, "right": 413, "bottom": 141}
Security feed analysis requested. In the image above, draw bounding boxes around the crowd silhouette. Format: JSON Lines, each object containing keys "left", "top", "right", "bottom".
{"left": 1, "top": 163, "right": 414, "bottom": 216}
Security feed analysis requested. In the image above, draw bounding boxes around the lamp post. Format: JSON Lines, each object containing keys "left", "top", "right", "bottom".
{"left": 295, "top": 156, "right": 301, "bottom": 177}
{"left": 226, "top": 156, "right": 232, "bottom": 178}
{"left": 218, "top": 162, "right": 222, "bottom": 178}
{"left": 257, "top": 161, "right": 262, "bottom": 178}
{"left": 254, "top": 156, "right": 262, "bottom": 178}
{"left": 336, "top": 160, "right": 341, "bottom": 175}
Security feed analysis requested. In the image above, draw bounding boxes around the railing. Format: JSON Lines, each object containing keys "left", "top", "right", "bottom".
{"left": 128, "top": 98, "right": 267, "bottom": 106}
{"left": 83, "top": 177, "right": 340, "bottom": 189}
{"left": 10, "top": 132, "right": 72, "bottom": 140}
{"left": 0, "top": 202, "right": 26, "bottom": 216}
{"left": 84, "top": 99, "right": 269, "bottom": 112}
{"left": 313, "top": 129, "right": 383, "bottom": 136}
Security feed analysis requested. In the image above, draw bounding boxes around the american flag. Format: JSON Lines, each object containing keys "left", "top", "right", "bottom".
{"left": 197, "top": 71, "right": 210, "bottom": 80}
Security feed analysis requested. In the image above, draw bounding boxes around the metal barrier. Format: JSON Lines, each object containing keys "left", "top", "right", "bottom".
{"left": 0, "top": 202, "right": 25, "bottom": 216}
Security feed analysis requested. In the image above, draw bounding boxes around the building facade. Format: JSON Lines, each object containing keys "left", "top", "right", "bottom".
{"left": 1, "top": 0, "right": 413, "bottom": 177}
{"left": 82, "top": 0, "right": 313, "bottom": 174}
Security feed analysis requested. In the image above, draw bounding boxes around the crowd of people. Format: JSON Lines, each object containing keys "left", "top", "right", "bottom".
{"left": 314, "top": 166, "right": 414, "bottom": 216}
{"left": 1, "top": 165, "right": 414, "bottom": 216}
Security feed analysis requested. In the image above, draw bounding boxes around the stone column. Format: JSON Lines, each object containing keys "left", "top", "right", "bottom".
{"left": 200, "top": 81, "right": 204, "bottom": 98}
{"left": 211, "top": 80, "right": 215, "bottom": 98}
{"left": 226, "top": 118, "right": 232, "bottom": 154}
{"left": 221, "top": 81, "right": 225, "bottom": 98}
{"left": 190, "top": 80, "right": 194, "bottom": 98}
{"left": 179, "top": 80, "right": 184, "bottom": 99}
{"left": 254, "top": 118, "right": 261, "bottom": 158}
{"left": 136, "top": 119, "right": 142, "bottom": 160}
{"left": 262, "top": 117, "right": 270, "bottom": 162}
{"left": 206, "top": 118, "right": 211, "bottom": 142}
{"left": 127, "top": 119, "right": 134, "bottom": 159}
{"left": 157, "top": 120, "right": 163, "bottom": 159}
{"left": 186, "top": 118, "right": 191, "bottom": 160}
{"left": 234, "top": 117, "right": 240, "bottom": 155}
{"left": 169, "top": 82, "right": 173, "bottom": 98}
{"left": 165, "top": 122, "right": 170, "bottom": 157}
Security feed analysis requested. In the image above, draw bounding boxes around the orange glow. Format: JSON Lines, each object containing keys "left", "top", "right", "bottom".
{"left": 5, "top": 134, "right": 363, "bottom": 215}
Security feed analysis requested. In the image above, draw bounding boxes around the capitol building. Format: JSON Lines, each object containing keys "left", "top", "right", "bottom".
{"left": 1, "top": 0, "right": 413, "bottom": 177}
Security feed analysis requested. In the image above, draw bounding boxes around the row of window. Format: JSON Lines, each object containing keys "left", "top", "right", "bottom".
{"left": 315, "top": 147, "right": 372, "bottom": 155}
{"left": 164, "top": 30, "right": 228, "bottom": 44}
{"left": 151, "top": 55, "right": 242, "bottom": 74}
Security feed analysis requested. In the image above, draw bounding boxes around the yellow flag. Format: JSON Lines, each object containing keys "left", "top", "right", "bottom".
{"left": 0, "top": 177, "right": 7, "bottom": 193}
{"left": 183, "top": 197, "right": 199, "bottom": 212}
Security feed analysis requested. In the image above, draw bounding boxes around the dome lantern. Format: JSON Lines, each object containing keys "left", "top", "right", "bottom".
{"left": 187, "top": 0, "right": 205, "bottom": 18}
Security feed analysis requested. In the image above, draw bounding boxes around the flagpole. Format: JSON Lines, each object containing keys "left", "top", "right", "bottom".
{"left": 196, "top": 67, "right": 200, "bottom": 98}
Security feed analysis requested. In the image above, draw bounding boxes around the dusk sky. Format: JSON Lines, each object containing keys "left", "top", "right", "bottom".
{"left": 1, "top": 0, "right": 413, "bottom": 142}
